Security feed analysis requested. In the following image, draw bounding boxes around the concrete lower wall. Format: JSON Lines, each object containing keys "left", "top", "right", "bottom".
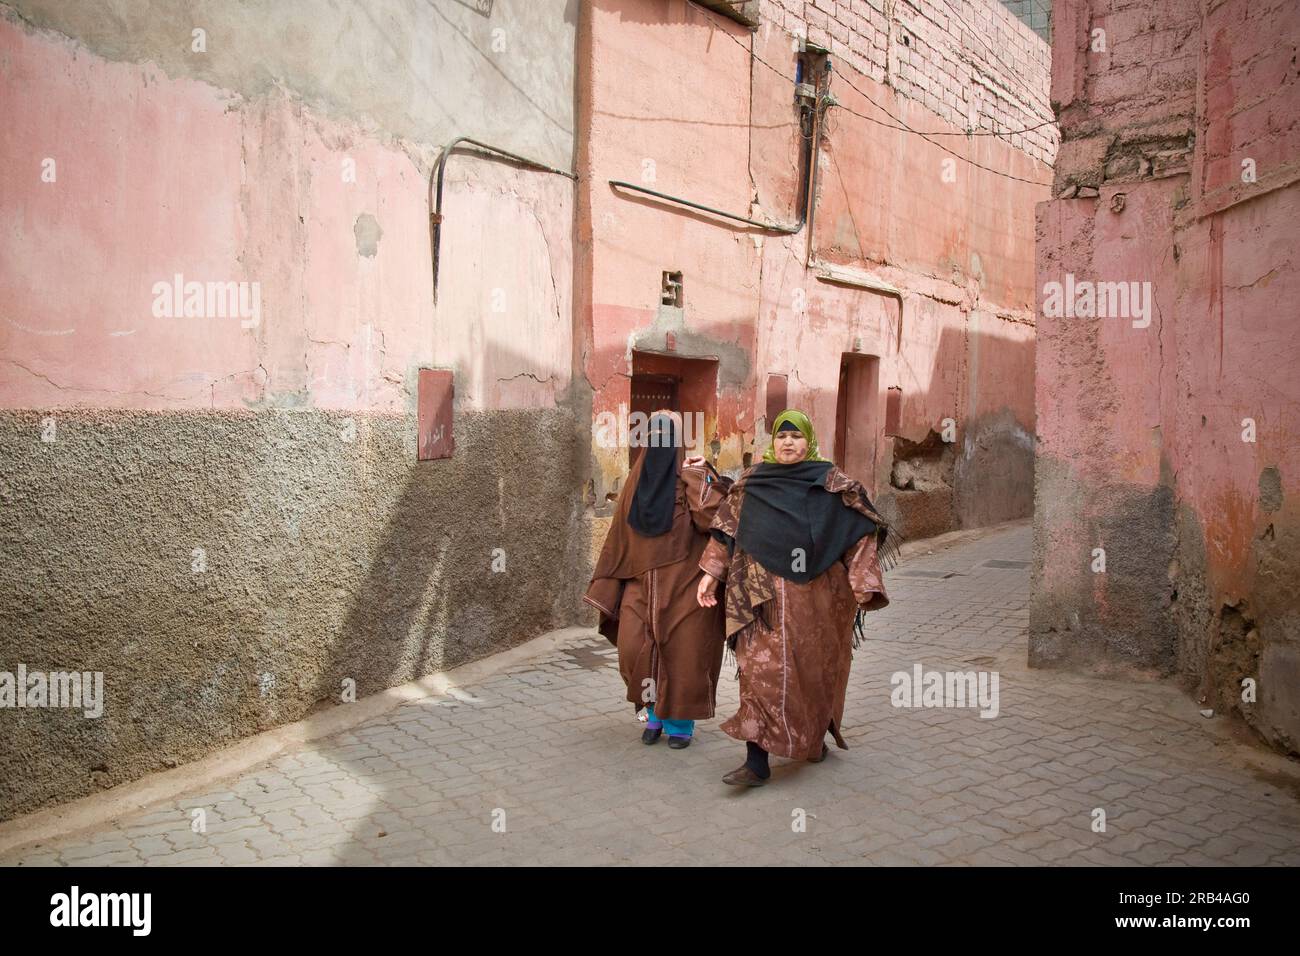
{"left": 1029, "top": 462, "right": 1178, "bottom": 678}
{"left": 1032, "top": 180, "right": 1300, "bottom": 752}
{"left": 0, "top": 406, "right": 589, "bottom": 820}
{"left": 1171, "top": 501, "right": 1300, "bottom": 754}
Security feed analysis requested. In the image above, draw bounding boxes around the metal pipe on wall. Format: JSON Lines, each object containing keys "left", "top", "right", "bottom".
{"left": 606, "top": 41, "right": 830, "bottom": 236}
{"left": 429, "top": 137, "right": 577, "bottom": 304}
{"left": 804, "top": 56, "right": 833, "bottom": 267}
{"left": 606, "top": 180, "right": 803, "bottom": 233}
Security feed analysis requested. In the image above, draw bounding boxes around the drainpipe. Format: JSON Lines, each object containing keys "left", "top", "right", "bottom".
{"left": 796, "top": 51, "right": 902, "bottom": 344}
{"left": 805, "top": 54, "right": 835, "bottom": 268}
{"left": 429, "top": 137, "right": 577, "bottom": 305}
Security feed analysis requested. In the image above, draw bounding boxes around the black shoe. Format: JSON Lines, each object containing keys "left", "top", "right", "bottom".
{"left": 641, "top": 726, "right": 663, "bottom": 745}
{"left": 667, "top": 735, "right": 691, "bottom": 749}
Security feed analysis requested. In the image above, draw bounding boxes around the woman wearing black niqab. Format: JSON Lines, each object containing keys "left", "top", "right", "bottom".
{"left": 584, "top": 413, "right": 733, "bottom": 749}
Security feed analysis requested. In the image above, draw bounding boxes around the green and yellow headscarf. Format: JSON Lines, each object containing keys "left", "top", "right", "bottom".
{"left": 762, "top": 409, "right": 830, "bottom": 463}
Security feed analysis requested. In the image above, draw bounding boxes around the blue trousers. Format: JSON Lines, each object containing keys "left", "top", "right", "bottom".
{"left": 646, "top": 704, "right": 694, "bottom": 738}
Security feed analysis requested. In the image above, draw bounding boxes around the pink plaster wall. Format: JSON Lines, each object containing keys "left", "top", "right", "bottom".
{"left": 0, "top": 18, "right": 571, "bottom": 413}
{"left": 583, "top": 1, "right": 760, "bottom": 374}
{"left": 582, "top": 0, "right": 1049, "bottom": 517}
{"left": 1034, "top": 0, "right": 1300, "bottom": 749}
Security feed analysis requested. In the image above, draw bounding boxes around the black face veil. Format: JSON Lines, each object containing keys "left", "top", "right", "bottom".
{"left": 626, "top": 413, "right": 679, "bottom": 537}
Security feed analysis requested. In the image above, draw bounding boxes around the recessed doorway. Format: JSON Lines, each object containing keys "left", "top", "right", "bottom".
{"left": 833, "top": 352, "right": 881, "bottom": 488}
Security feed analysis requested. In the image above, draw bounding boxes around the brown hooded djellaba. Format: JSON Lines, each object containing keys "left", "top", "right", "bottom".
{"left": 699, "top": 453, "right": 892, "bottom": 761}
{"left": 584, "top": 425, "right": 732, "bottom": 722}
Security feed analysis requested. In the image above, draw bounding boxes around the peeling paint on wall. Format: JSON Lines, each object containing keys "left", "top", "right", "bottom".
{"left": 353, "top": 213, "right": 383, "bottom": 258}
{"left": 1033, "top": 0, "right": 1300, "bottom": 755}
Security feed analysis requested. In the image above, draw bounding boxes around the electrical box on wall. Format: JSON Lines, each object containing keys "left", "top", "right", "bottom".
{"left": 418, "top": 368, "right": 454, "bottom": 461}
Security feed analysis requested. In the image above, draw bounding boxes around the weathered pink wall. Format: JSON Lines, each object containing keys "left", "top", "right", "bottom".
{"left": 0, "top": 1, "right": 585, "bottom": 820}
{"left": 582, "top": 0, "right": 760, "bottom": 481}
{"left": 581, "top": 0, "right": 1050, "bottom": 536}
{"left": 0, "top": 17, "right": 571, "bottom": 414}
{"left": 1033, "top": 0, "right": 1300, "bottom": 753}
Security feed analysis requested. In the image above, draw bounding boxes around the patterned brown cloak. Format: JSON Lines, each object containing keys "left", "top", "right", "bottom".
{"left": 699, "top": 464, "right": 889, "bottom": 759}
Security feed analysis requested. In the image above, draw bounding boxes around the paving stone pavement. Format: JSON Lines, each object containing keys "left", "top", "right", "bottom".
{"left": 6, "top": 524, "right": 1300, "bottom": 866}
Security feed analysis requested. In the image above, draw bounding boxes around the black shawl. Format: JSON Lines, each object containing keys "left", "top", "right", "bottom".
{"left": 732, "top": 460, "right": 880, "bottom": 583}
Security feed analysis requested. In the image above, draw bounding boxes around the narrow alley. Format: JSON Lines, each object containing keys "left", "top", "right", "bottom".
{"left": 6, "top": 523, "right": 1297, "bottom": 868}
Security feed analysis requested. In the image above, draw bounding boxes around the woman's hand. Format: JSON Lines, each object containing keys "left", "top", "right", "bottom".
{"left": 696, "top": 572, "right": 720, "bottom": 607}
{"left": 683, "top": 455, "right": 706, "bottom": 468}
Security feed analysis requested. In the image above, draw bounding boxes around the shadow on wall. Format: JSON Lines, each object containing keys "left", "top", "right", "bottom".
{"left": 882, "top": 324, "right": 1036, "bottom": 540}
{"left": 585, "top": 316, "right": 1036, "bottom": 543}
{"left": 316, "top": 404, "right": 589, "bottom": 706}
{"left": 296, "top": 403, "right": 593, "bottom": 864}
{"left": 0, "top": 372, "right": 589, "bottom": 820}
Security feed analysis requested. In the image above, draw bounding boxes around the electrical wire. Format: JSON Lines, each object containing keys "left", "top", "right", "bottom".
{"left": 716, "top": 20, "right": 1055, "bottom": 141}
{"left": 695, "top": 17, "right": 1053, "bottom": 186}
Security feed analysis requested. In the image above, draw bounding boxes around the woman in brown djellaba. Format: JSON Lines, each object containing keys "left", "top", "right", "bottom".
{"left": 584, "top": 412, "right": 732, "bottom": 749}
{"left": 696, "top": 409, "right": 897, "bottom": 786}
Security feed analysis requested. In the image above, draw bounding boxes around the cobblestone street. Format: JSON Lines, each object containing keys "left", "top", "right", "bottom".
{"left": 6, "top": 523, "right": 1300, "bottom": 867}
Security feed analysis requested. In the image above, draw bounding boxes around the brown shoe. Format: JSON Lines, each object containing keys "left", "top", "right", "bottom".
{"left": 722, "top": 765, "right": 768, "bottom": 787}
{"left": 807, "top": 743, "right": 830, "bottom": 763}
